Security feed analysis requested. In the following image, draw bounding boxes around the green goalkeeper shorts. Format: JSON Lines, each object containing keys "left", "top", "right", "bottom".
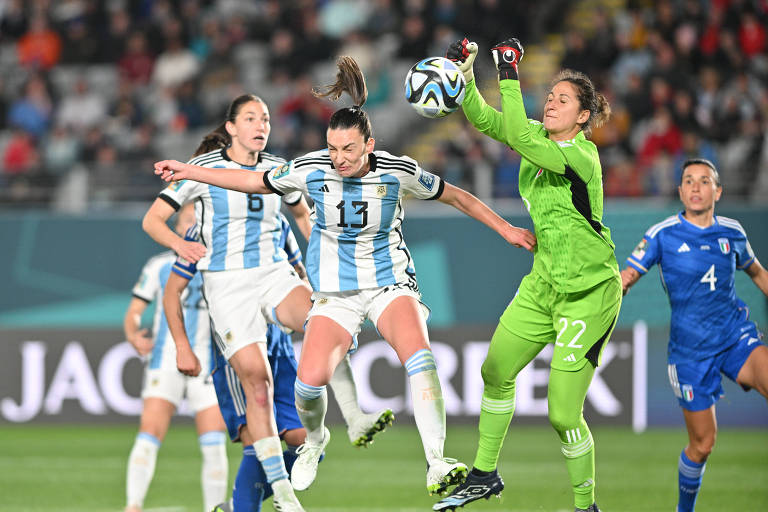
{"left": 499, "top": 271, "right": 622, "bottom": 371}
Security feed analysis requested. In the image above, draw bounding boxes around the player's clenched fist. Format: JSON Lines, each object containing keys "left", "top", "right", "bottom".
{"left": 154, "top": 159, "right": 190, "bottom": 182}
{"left": 446, "top": 37, "right": 478, "bottom": 83}
{"left": 490, "top": 38, "right": 524, "bottom": 81}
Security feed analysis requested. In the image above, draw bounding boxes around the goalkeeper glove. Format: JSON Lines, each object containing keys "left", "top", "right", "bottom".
{"left": 446, "top": 37, "right": 478, "bottom": 83}
{"left": 491, "top": 38, "right": 524, "bottom": 81}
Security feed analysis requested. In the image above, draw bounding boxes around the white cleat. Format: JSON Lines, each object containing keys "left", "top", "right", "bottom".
{"left": 291, "top": 426, "right": 330, "bottom": 491}
{"left": 347, "top": 409, "right": 395, "bottom": 447}
{"left": 426, "top": 457, "right": 468, "bottom": 496}
{"left": 271, "top": 478, "right": 305, "bottom": 511}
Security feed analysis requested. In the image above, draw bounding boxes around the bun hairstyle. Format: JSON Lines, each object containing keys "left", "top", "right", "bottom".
{"left": 313, "top": 56, "right": 373, "bottom": 140}
{"left": 193, "top": 94, "right": 265, "bottom": 157}
{"left": 551, "top": 69, "right": 611, "bottom": 138}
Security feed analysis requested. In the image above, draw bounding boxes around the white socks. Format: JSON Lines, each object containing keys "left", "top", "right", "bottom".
{"left": 329, "top": 355, "right": 364, "bottom": 426}
{"left": 294, "top": 379, "right": 328, "bottom": 444}
{"left": 199, "top": 431, "right": 228, "bottom": 512}
{"left": 126, "top": 432, "right": 160, "bottom": 509}
{"left": 405, "top": 350, "right": 446, "bottom": 464}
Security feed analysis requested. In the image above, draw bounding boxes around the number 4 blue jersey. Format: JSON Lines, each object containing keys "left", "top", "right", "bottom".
{"left": 627, "top": 212, "right": 756, "bottom": 363}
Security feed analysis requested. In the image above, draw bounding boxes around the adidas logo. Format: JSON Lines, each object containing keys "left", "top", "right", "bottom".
{"left": 564, "top": 353, "right": 577, "bottom": 362}
{"left": 318, "top": 184, "right": 330, "bottom": 192}
{"left": 677, "top": 242, "right": 690, "bottom": 253}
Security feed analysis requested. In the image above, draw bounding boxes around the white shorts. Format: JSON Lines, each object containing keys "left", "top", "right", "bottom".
{"left": 141, "top": 368, "right": 218, "bottom": 412}
{"left": 308, "top": 282, "right": 431, "bottom": 345}
{"left": 203, "top": 262, "right": 305, "bottom": 360}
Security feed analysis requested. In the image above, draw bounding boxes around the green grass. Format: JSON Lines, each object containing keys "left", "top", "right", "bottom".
{"left": 0, "top": 424, "right": 766, "bottom": 511}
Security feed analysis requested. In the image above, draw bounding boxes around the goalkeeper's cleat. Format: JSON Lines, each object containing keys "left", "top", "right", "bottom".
{"left": 272, "top": 478, "right": 305, "bottom": 511}
{"left": 211, "top": 501, "right": 232, "bottom": 512}
{"left": 432, "top": 468, "right": 504, "bottom": 510}
{"left": 575, "top": 504, "right": 600, "bottom": 512}
{"left": 427, "top": 458, "right": 469, "bottom": 496}
{"left": 348, "top": 409, "right": 395, "bottom": 447}
{"left": 290, "top": 426, "right": 330, "bottom": 491}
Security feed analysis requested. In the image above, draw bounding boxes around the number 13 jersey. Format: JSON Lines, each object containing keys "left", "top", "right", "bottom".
{"left": 264, "top": 149, "right": 444, "bottom": 293}
{"left": 626, "top": 212, "right": 756, "bottom": 362}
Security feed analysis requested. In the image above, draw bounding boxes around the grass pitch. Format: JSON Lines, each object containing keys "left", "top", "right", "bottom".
{"left": 0, "top": 423, "right": 766, "bottom": 511}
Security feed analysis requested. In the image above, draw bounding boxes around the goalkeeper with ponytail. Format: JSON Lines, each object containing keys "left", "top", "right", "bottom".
{"left": 435, "top": 38, "right": 620, "bottom": 512}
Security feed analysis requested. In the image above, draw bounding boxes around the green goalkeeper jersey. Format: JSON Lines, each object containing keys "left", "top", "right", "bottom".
{"left": 462, "top": 79, "right": 619, "bottom": 293}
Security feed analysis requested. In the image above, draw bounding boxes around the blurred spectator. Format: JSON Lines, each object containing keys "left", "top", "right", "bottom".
{"left": 17, "top": 14, "right": 61, "bottom": 70}
{"left": 60, "top": 19, "right": 100, "bottom": 63}
{"left": 175, "top": 80, "right": 206, "bottom": 129}
{"left": 100, "top": 6, "right": 133, "bottom": 63}
{"left": 268, "top": 29, "right": 301, "bottom": 78}
{"left": 7, "top": 74, "right": 53, "bottom": 138}
{"left": 0, "top": 0, "right": 28, "bottom": 41}
{"left": 398, "top": 14, "right": 429, "bottom": 59}
{"left": 561, "top": 31, "right": 591, "bottom": 75}
{"left": 152, "top": 36, "right": 200, "bottom": 89}
{"left": 318, "top": 0, "right": 370, "bottom": 39}
{"left": 42, "top": 125, "right": 80, "bottom": 177}
{"left": 2, "top": 129, "right": 39, "bottom": 176}
{"left": 738, "top": 11, "right": 766, "bottom": 59}
{"left": 118, "top": 32, "right": 155, "bottom": 86}
{"left": 56, "top": 78, "right": 108, "bottom": 134}
{"left": 364, "top": 0, "right": 400, "bottom": 37}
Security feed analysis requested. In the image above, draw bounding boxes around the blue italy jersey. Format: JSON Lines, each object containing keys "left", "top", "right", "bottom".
{"left": 173, "top": 221, "right": 299, "bottom": 358}
{"left": 626, "top": 212, "right": 756, "bottom": 362}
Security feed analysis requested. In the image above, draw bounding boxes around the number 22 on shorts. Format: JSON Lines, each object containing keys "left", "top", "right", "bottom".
{"left": 555, "top": 317, "right": 586, "bottom": 348}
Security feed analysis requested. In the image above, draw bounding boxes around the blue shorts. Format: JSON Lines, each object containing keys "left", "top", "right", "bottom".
{"left": 667, "top": 322, "right": 763, "bottom": 411}
{"left": 212, "top": 339, "right": 303, "bottom": 442}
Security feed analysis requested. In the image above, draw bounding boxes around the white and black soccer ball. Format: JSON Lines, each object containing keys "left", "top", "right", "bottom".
{"left": 404, "top": 57, "right": 466, "bottom": 119}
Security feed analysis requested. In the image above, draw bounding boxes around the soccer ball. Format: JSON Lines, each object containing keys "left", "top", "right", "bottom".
{"left": 404, "top": 57, "right": 466, "bottom": 119}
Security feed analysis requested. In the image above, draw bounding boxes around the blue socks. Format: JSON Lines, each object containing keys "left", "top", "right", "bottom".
{"left": 231, "top": 444, "right": 308, "bottom": 510}
{"left": 233, "top": 446, "right": 265, "bottom": 512}
{"left": 677, "top": 449, "right": 706, "bottom": 512}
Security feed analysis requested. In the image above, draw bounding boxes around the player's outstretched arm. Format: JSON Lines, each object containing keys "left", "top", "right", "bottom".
{"left": 620, "top": 266, "right": 642, "bottom": 296}
{"left": 437, "top": 183, "right": 536, "bottom": 251}
{"left": 154, "top": 160, "right": 271, "bottom": 195}
{"left": 745, "top": 259, "right": 768, "bottom": 297}
{"left": 163, "top": 272, "right": 201, "bottom": 377}
{"left": 124, "top": 297, "right": 153, "bottom": 357}
{"left": 143, "top": 198, "right": 207, "bottom": 263}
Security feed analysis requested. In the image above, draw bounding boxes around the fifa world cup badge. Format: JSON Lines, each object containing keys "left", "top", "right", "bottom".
{"left": 632, "top": 238, "right": 648, "bottom": 259}
{"left": 376, "top": 185, "right": 387, "bottom": 198}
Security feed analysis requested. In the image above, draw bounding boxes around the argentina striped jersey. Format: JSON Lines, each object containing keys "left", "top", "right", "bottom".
{"left": 158, "top": 148, "right": 303, "bottom": 271}
{"left": 263, "top": 149, "right": 444, "bottom": 292}
{"left": 131, "top": 252, "right": 213, "bottom": 373}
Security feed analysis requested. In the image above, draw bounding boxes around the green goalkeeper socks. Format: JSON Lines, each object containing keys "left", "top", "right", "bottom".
{"left": 473, "top": 393, "right": 515, "bottom": 472}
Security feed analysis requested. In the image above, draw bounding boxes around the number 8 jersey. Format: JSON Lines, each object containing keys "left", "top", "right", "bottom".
{"left": 263, "top": 149, "right": 444, "bottom": 293}
{"left": 158, "top": 148, "right": 303, "bottom": 271}
{"left": 626, "top": 212, "right": 756, "bottom": 362}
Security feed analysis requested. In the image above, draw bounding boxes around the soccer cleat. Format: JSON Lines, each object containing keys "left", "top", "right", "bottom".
{"left": 347, "top": 409, "right": 395, "bottom": 447}
{"left": 272, "top": 478, "right": 305, "bottom": 511}
{"left": 575, "top": 505, "right": 600, "bottom": 512}
{"left": 211, "top": 501, "right": 232, "bottom": 512}
{"left": 432, "top": 468, "right": 504, "bottom": 510}
{"left": 290, "top": 426, "right": 330, "bottom": 491}
{"left": 426, "top": 457, "right": 469, "bottom": 496}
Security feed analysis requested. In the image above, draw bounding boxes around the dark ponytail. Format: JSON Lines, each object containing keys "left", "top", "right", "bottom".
{"left": 313, "top": 56, "right": 373, "bottom": 140}
{"left": 193, "top": 94, "right": 265, "bottom": 157}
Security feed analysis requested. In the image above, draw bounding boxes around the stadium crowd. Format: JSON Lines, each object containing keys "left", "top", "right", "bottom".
{"left": 0, "top": 0, "right": 766, "bottom": 208}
